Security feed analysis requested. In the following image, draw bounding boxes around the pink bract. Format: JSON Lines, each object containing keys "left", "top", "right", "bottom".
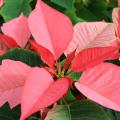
{"left": 0, "top": 34, "right": 18, "bottom": 48}
{"left": 0, "top": 50, "right": 6, "bottom": 55}
{"left": 71, "top": 46, "right": 119, "bottom": 72}
{"left": 29, "top": 40, "right": 55, "bottom": 67}
{"left": 0, "top": 60, "right": 31, "bottom": 108}
{"left": 0, "top": 0, "right": 120, "bottom": 120}
{"left": 0, "top": 0, "right": 3, "bottom": 7}
{"left": 1, "top": 13, "right": 31, "bottom": 48}
{"left": 65, "top": 22, "right": 117, "bottom": 55}
{"left": 20, "top": 67, "right": 69, "bottom": 120}
{"left": 119, "top": 0, "right": 120, "bottom": 6}
{"left": 112, "top": 8, "right": 119, "bottom": 37}
{"left": 112, "top": 7, "right": 120, "bottom": 42}
{"left": 0, "top": 34, "right": 18, "bottom": 55}
{"left": 28, "top": 0, "right": 73, "bottom": 59}
{"left": 75, "top": 63, "right": 120, "bottom": 111}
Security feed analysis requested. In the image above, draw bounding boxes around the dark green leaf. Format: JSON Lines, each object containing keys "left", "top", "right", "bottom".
{"left": 0, "top": 103, "right": 20, "bottom": 120}
{"left": 0, "top": 0, "right": 32, "bottom": 21}
{"left": 87, "top": 1, "right": 109, "bottom": 21}
{"left": 65, "top": 10, "right": 85, "bottom": 24}
{"left": 73, "top": 0, "right": 98, "bottom": 21}
{"left": 104, "top": 107, "right": 120, "bottom": 120}
{"left": 51, "top": 0, "right": 73, "bottom": 9}
{"left": 28, "top": 116, "right": 39, "bottom": 120}
{"left": 0, "top": 48, "right": 44, "bottom": 67}
{"left": 64, "top": 89, "right": 76, "bottom": 103}
{"left": 45, "top": 100, "right": 111, "bottom": 120}
{"left": 44, "top": 0, "right": 65, "bottom": 13}
{"left": 106, "top": 60, "right": 120, "bottom": 66}
{"left": 72, "top": 0, "right": 118, "bottom": 22}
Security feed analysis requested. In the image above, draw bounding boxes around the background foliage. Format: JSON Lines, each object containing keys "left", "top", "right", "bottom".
{"left": 0, "top": 0, "right": 120, "bottom": 120}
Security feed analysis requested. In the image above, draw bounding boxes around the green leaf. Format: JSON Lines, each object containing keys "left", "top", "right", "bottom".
{"left": 0, "top": 48, "right": 44, "bottom": 67}
{"left": 28, "top": 116, "right": 39, "bottom": 120}
{"left": 80, "top": 0, "right": 90, "bottom": 6}
{"left": 45, "top": 100, "right": 111, "bottom": 120}
{"left": 64, "top": 89, "right": 76, "bottom": 103}
{"left": 51, "top": 0, "right": 73, "bottom": 9}
{"left": 44, "top": 0, "right": 65, "bottom": 13}
{"left": 69, "top": 72, "right": 82, "bottom": 82}
{"left": 106, "top": 60, "right": 120, "bottom": 66}
{"left": 0, "top": 0, "right": 32, "bottom": 21}
{"left": 0, "top": 103, "right": 20, "bottom": 120}
{"left": 104, "top": 108, "right": 120, "bottom": 120}
{"left": 73, "top": 0, "right": 98, "bottom": 21}
{"left": 114, "top": 112, "right": 120, "bottom": 120}
{"left": 87, "top": 1, "right": 109, "bottom": 21}
{"left": 72, "top": 0, "right": 116, "bottom": 22}
{"left": 65, "top": 10, "right": 85, "bottom": 24}
{"left": 76, "top": 7, "right": 98, "bottom": 21}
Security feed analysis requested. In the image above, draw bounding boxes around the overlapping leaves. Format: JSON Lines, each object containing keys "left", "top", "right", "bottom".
{"left": 45, "top": 100, "right": 111, "bottom": 120}
{"left": 0, "top": 0, "right": 119, "bottom": 120}
{"left": 0, "top": 0, "right": 32, "bottom": 21}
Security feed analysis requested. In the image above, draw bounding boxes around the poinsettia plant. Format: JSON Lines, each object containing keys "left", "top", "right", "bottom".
{"left": 0, "top": 0, "right": 120, "bottom": 120}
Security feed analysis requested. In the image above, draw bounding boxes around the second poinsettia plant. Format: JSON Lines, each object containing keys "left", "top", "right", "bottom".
{"left": 0, "top": 0, "right": 120, "bottom": 120}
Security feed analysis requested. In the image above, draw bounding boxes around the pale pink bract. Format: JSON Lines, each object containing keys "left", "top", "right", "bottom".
{"left": 0, "top": 0, "right": 4, "bottom": 7}
{"left": 1, "top": 13, "right": 31, "bottom": 48}
{"left": 65, "top": 22, "right": 117, "bottom": 55}
{"left": 0, "top": 60, "right": 31, "bottom": 108}
{"left": 75, "top": 63, "right": 120, "bottom": 111}
{"left": 28, "top": 0, "right": 73, "bottom": 59}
